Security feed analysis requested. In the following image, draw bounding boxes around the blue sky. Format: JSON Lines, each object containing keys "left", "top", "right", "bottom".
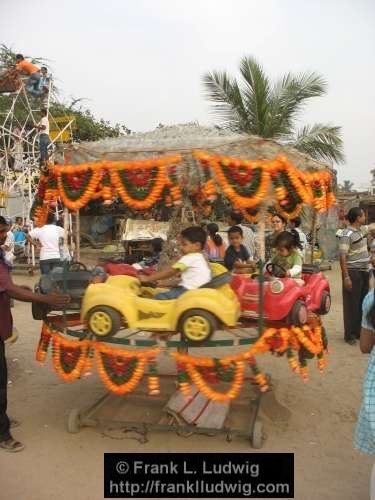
{"left": 1, "top": 0, "right": 374, "bottom": 187}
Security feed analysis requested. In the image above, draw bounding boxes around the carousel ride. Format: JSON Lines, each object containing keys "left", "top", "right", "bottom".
{"left": 32, "top": 149, "right": 335, "bottom": 446}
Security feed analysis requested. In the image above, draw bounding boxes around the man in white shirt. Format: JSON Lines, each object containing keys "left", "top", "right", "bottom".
{"left": 27, "top": 212, "right": 64, "bottom": 275}
{"left": 36, "top": 109, "right": 50, "bottom": 166}
{"left": 228, "top": 212, "right": 256, "bottom": 259}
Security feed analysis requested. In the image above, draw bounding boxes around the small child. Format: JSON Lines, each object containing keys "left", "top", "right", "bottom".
{"left": 140, "top": 226, "right": 211, "bottom": 300}
{"left": 205, "top": 223, "right": 226, "bottom": 260}
{"left": 271, "top": 230, "right": 303, "bottom": 278}
{"left": 224, "top": 226, "right": 252, "bottom": 271}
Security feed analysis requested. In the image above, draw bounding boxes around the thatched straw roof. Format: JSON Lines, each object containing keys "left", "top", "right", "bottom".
{"left": 60, "top": 123, "right": 328, "bottom": 172}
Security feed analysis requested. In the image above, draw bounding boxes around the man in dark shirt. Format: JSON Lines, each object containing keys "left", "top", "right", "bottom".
{"left": 224, "top": 225, "right": 250, "bottom": 271}
{"left": 0, "top": 216, "right": 69, "bottom": 452}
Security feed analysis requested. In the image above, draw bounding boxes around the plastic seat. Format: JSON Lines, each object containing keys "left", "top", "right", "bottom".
{"left": 199, "top": 272, "right": 232, "bottom": 289}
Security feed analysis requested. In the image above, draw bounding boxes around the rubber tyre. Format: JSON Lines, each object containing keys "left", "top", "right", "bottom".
{"left": 67, "top": 408, "right": 81, "bottom": 434}
{"left": 179, "top": 309, "right": 217, "bottom": 344}
{"left": 289, "top": 300, "right": 308, "bottom": 326}
{"left": 87, "top": 306, "right": 122, "bottom": 337}
{"left": 31, "top": 301, "right": 49, "bottom": 320}
{"left": 251, "top": 420, "right": 264, "bottom": 449}
{"left": 318, "top": 291, "right": 331, "bottom": 315}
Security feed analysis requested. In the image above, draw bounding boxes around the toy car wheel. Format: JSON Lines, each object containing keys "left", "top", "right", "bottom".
{"left": 87, "top": 306, "right": 122, "bottom": 337}
{"left": 289, "top": 300, "right": 308, "bottom": 326}
{"left": 318, "top": 291, "right": 331, "bottom": 315}
{"left": 179, "top": 309, "right": 217, "bottom": 344}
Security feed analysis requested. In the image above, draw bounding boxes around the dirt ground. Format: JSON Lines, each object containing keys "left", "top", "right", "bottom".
{"left": 0, "top": 263, "right": 373, "bottom": 500}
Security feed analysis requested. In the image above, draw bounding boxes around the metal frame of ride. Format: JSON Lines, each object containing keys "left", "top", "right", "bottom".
{"left": 0, "top": 72, "right": 75, "bottom": 268}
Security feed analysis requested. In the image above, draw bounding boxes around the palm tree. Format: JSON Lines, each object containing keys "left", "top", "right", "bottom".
{"left": 338, "top": 180, "right": 355, "bottom": 192}
{"left": 203, "top": 56, "right": 344, "bottom": 164}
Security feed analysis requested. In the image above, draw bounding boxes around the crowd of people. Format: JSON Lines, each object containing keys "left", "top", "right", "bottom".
{"left": 3, "top": 204, "right": 375, "bottom": 498}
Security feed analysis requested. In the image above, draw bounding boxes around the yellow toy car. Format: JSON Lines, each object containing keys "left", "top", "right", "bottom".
{"left": 81, "top": 264, "right": 240, "bottom": 343}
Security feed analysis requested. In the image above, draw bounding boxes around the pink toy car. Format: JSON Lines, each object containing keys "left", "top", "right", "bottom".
{"left": 230, "top": 263, "right": 331, "bottom": 326}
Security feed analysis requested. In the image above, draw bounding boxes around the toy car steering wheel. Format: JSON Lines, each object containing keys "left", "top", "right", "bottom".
{"left": 266, "top": 262, "right": 288, "bottom": 278}
{"left": 68, "top": 261, "right": 88, "bottom": 271}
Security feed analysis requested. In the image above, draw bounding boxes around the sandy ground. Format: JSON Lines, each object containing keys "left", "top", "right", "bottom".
{"left": 0, "top": 263, "right": 373, "bottom": 500}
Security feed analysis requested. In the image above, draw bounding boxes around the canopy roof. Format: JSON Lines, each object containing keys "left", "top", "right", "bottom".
{"left": 60, "top": 123, "right": 329, "bottom": 172}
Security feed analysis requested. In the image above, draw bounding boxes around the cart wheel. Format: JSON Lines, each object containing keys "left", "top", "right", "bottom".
{"left": 251, "top": 420, "right": 264, "bottom": 449}
{"left": 67, "top": 408, "right": 81, "bottom": 434}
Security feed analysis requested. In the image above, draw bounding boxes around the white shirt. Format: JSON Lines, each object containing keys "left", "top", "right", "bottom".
{"left": 38, "top": 116, "right": 49, "bottom": 136}
{"left": 29, "top": 224, "right": 64, "bottom": 260}
{"left": 295, "top": 228, "right": 307, "bottom": 260}
{"left": 3, "top": 231, "right": 15, "bottom": 265}
{"left": 239, "top": 224, "right": 256, "bottom": 259}
{"left": 172, "top": 253, "right": 211, "bottom": 290}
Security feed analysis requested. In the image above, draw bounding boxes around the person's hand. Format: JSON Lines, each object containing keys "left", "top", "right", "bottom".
{"left": 139, "top": 275, "right": 149, "bottom": 284}
{"left": 343, "top": 276, "right": 352, "bottom": 291}
{"left": 43, "top": 292, "right": 70, "bottom": 308}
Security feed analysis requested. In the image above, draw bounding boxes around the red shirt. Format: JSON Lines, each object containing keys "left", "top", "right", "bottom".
{"left": 0, "top": 255, "right": 13, "bottom": 340}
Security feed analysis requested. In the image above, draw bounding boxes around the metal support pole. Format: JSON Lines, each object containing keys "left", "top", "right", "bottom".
{"left": 310, "top": 210, "right": 318, "bottom": 264}
{"left": 257, "top": 209, "right": 266, "bottom": 337}
{"left": 28, "top": 167, "right": 35, "bottom": 269}
{"left": 76, "top": 211, "right": 81, "bottom": 262}
{"left": 62, "top": 207, "right": 69, "bottom": 334}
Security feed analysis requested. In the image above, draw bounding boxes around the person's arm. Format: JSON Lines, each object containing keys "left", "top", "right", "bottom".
{"left": 139, "top": 266, "right": 180, "bottom": 284}
{"left": 360, "top": 328, "right": 375, "bottom": 354}
{"left": 287, "top": 253, "right": 303, "bottom": 278}
{"left": 0, "top": 264, "right": 69, "bottom": 306}
{"left": 339, "top": 235, "right": 352, "bottom": 290}
{"left": 233, "top": 248, "right": 253, "bottom": 267}
{"left": 25, "top": 234, "right": 36, "bottom": 246}
{"left": 224, "top": 249, "right": 234, "bottom": 271}
{"left": 7, "top": 282, "right": 50, "bottom": 302}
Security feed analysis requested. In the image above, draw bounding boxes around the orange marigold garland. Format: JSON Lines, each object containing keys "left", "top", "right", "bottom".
{"left": 56, "top": 167, "right": 103, "bottom": 211}
{"left": 95, "top": 343, "right": 160, "bottom": 396}
{"left": 51, "top": 332, "right": 90, "bottom": 382}
{"left": 35, "top": 323, "right": 53, "bottom": 363}
{"left": 37, "top": 321, "right": 327, "bottom": 400}
{"left": 194, "top": 150, "right": 335, "bottom": 219}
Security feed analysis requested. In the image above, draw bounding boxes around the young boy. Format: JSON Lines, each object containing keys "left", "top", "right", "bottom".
{"left": 139, "top": 226, "right": 211, "bottom": 300}
{"left": 224, "top": 226, "right": 252, "bottom": 271}
{"left": 15, "top": 54, "right": 43, "bottom": 97}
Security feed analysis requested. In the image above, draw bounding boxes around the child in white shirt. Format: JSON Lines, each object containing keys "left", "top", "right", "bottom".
{"left": 140, "top": 226, "right": 211, "bottom": 300}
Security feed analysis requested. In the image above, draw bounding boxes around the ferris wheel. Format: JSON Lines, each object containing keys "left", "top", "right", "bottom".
{"left": 0, "top": 67, "right": 74, "bottom": 219}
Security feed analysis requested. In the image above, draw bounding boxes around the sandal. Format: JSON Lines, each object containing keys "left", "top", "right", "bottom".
{"left": 0, "top": 438, "right": 25, "bottom": 452}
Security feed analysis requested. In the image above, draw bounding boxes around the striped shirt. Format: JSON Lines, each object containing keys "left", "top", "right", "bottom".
{"left": 339, "top": 225, "right": 369, "bottom": 271}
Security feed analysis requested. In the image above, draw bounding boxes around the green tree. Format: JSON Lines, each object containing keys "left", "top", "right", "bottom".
{"left": 203, "top": 55, "right": 344, "bottom": 164}
{"left": 338, "top": 180, "right": 355, "bottom": 192}
{"left": 0, "top": 45, "right": 130, "bottom": 141}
